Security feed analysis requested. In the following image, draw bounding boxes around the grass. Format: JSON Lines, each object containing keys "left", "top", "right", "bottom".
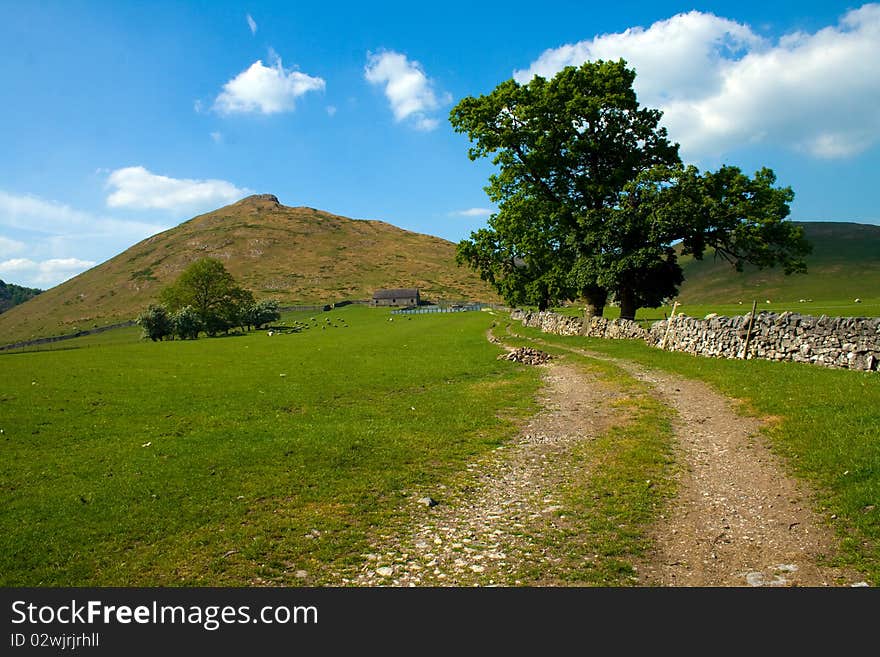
{"left": 508, "top": 319, "right": 880, "bottom": 584}
{"left": 0, "top": 306, "right": 539, "bottom": 585}
{"left": 3, "top": 303, "right": 877, "bottom": 586}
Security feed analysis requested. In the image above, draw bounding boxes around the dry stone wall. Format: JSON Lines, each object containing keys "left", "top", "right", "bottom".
{"left": 510, "top": 309, "right": 879, "bottom": 372}
{"left": 510, "top": 309, "right": 647, "bottom": 340}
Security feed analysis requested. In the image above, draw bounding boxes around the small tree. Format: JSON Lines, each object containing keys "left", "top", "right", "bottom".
{"left": 137, "top": 305, "right": 172, "bottom": 341}
{"left": 246, "top": 299, "right": 281, "bottom": 329}
{"left": 171, "top": 305, "right": 202, "bottom": 340}
{"left": 160, "top": 258, "right": 253, "bottom": 336}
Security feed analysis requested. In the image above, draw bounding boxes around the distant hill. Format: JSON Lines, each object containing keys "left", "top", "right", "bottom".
{"left": 0, "top": 194, "right": 498, "bottom": 344}
{"left": 677, "top": 221, "right": 880, "bottom": 304}
{"left": 0, "top": 280, "right": 43, "bottom": 314}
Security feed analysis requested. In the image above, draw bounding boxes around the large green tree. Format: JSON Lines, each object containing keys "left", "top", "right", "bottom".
{"left": 451, "top": 60, "right": 810, "bottom": 320}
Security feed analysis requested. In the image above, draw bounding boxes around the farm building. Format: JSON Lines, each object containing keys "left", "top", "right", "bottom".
{"left": 371, "top": 288, "right": 420, "bottom": 307}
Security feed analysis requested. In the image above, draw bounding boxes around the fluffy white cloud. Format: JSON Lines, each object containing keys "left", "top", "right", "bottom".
{"left": 514, "top": 5, "right": 880, "bottom": 160}
{"left": 0, "top": 235, "right": 25, "bottom": 258}
{"left": 0, "top": 190, "right": 164, "bottom": 237}
{"left": 246, "top": 14, "right": 257, "bottom": 35}
{"left": 451, "top": 208, "right": 494, "bottom": 217}
{"left": 0, "top": 257, "right": 96, "bottom": 287}
{"left": 364, "top": 50, "right": 450, "bottom": 130}
{"left": 214, "top": 53, "right": 325, "bottom": 115}
{"left": 0, "top": 190, "right": 170, "bottom": 288}
{"left": 105, "top": 166, "right": 250, "bottom": 212}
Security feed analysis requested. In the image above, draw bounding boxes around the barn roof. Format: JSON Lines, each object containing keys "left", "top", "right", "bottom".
{"left": 372, "top": 288, "right": 420, "bottom": 299}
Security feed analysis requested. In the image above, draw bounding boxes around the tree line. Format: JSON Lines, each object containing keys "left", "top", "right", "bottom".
{"left": 137, "top": 258, "right": 280, "bottom": 341}
{"left": 450, "top": 59, "right": 810, "bottom": 320}
{"left": 0, "top": 279, "right": 43, "bottom": 314}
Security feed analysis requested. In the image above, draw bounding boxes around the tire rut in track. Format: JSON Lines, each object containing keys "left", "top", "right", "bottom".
{"left": 522, "top": 333, "right": 867, "bottom": 587}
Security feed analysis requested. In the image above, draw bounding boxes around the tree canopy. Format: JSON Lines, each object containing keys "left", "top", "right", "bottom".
{"left": 450, "top": 60, "right": 810, "bottom": 319}
{"left": 157, "top": 258, "right": 257, "bottom": 337}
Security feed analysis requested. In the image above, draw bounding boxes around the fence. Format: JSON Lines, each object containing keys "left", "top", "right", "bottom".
{"left": 0, "top": 320, "right": 137, "bottom": 353}
{"left": 391, "top": 303, "right": 489, "bottom": 315}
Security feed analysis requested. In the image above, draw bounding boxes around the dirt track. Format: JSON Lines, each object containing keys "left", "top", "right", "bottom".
{"left": 616, "top": 358, "right": 861, "bottom": 586}
{"left": 338, "top": 330, "right": 866, "bottom": 587}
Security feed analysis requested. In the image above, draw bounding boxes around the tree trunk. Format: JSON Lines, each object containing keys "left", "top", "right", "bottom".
{"left": 582, "top": 287, "right": 607, "bottom": 319}
{"left": 618, "top": 288, "right": 638, "bottom": 321}
{"left": 538, "top": 298, "right": 549, "bottom": 311}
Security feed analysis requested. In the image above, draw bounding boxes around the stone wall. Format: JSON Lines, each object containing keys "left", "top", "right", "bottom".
{"left": 510, "top": 309, "right": 879, "bottom": 372}
{"left": 648, "top": 312, "right": 879, "bottom": 371}
{"left": 510, "top": 310, "right": 648, "bottom": 340}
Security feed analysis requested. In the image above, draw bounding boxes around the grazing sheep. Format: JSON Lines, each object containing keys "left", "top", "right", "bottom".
{"left": 855, "top": 298, "right": 862, "bottom": 303}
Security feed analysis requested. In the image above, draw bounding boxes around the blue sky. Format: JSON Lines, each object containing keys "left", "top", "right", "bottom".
{"left": 1, "top": 1, "right": 878, "bottom": 288}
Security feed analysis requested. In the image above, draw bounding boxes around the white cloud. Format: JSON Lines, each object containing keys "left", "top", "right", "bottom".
{"left": 105, "top": 166, "right": 250, "bottom": 212}
{"left": 0, "top": 257, "right": 96, "bottom": 287}
{"left": 0, "top": 190, "right": 171, "bottom": 288}
{"left": 213, "top": 52, "right": 325, "bottom": 115}
{"left": 514, "top": 5, "right": 880, "bottom": 160}
{"left": 0, "top": 190, "right": 164, "bottom": 237}
{"left": 246, "top": 14, "right": 257, "bottom": 35}
{"left": 414, "top": 117, "right": 439, "bottom": 131}
{"left": 0, "top": 235, "right": 26, "bottom": 258}
{"left": 364, "top": 50, "right": 450, "bottom": 130}
{"left": 450, "top": 208, "right": 494, "bottom": 217}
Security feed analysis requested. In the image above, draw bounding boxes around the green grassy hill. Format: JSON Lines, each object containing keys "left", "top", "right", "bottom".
{"left": 0, "top": 194, "right": 497, "bottom": 344}
{"left": 677, "top": 221, "right": 880, "bottom": 304}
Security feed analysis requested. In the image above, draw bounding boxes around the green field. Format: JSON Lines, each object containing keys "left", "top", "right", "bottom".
{"left": 2, "top": 305, "right": 878, "bottom": 586}
{"left": 0, "top": 307, "right": 539, "bottom": 585}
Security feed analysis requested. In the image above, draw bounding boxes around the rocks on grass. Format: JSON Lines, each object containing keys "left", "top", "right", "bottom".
{"left": 498, "top": 347, "right": 552, "bottom": 365}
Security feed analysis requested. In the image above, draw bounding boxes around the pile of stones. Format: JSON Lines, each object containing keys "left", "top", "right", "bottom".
{"left": 498, "top": 347, "right": 552, "bottom": 365}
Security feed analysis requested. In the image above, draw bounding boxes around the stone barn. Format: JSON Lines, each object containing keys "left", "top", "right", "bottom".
{"left": 371, "top": 288, "right": 420, "bottom": 308}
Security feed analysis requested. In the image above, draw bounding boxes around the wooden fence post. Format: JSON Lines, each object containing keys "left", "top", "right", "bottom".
{"left": 742, "top": 300, "right": 758, "bottom": 359}
{"left": 660, "top": 301, "right": 680, "bottom": 350}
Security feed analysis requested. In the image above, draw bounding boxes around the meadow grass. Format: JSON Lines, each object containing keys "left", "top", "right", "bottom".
{"left": 3, "top": 305, "right": 877, "bottom": 586}
{"left": 0, "top": 306, "right": 540, "bottom": 585}
{"left": 510, "top": 321, "right": 880, "bottom": 583}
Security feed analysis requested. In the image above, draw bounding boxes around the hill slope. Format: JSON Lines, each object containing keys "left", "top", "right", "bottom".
{"left": 0, "top": 194, "right": 497, "bottom": 344}
{"left": 677, "top": 221, "right": 880, "bottom": 304}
